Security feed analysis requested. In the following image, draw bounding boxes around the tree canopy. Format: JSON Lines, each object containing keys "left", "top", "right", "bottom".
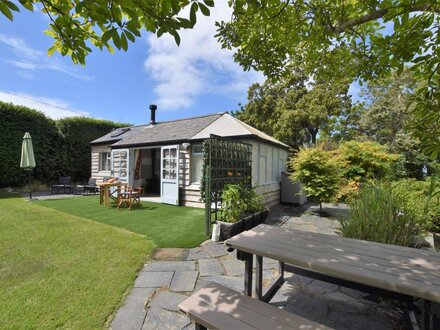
{"left": 0, "top": 0, "right": 214, "bottom": 64}
{"left": 235, "top": 72, "right": 351, "bottom": 148}
{"left": 2, "top": 1, "right": 439, "bottom": 155}
{"left": 3, "top": 1, "right": 438, "bottom": 83}
{"left": 335, "top": 70, "right": 434, "bottom": 179}
{"left": 217, "top": 1, "right": 440, "bottom": 83}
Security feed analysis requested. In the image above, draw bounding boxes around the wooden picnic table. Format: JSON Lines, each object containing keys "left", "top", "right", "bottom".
{"left": 225, "top": 224, "right": 440, "bottom": 330}
{"left": 97, "top": 181, "right": 127, "bottom": 208}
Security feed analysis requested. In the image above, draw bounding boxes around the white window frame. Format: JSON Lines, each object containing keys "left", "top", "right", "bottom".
{"left": 99, "top": 152, "right": 111, "bottom": 171}
{"left": 190, "top": 143, "right": 204, "bottom": 185}
{"left": 258, "top": 144, "right": 268, "bottom": 185}
{"left": 279, "top": 150, "right": 287, "bottom": 174}
{"left": 272, "top": 148, "right": 280, "bottom": 182}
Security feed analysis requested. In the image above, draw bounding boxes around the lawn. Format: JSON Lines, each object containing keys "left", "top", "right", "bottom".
{"left": 0, "top": 193, "right": 153, "bottom": 329}
{"left": 36, "top": 195, "right": 207, "bottom": 248}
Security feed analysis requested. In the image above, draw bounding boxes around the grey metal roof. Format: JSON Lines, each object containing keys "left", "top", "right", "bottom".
{"left": 91, "top": 113, "right": 223, "bottom": 147}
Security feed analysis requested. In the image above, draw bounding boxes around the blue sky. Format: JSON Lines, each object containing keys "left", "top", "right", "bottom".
{"left": 0, "top": 3, "right": 263, "bottom": 124}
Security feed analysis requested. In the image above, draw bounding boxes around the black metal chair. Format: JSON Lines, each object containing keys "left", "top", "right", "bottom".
{"left": 75, "top": 178, "right": 99, "bottom": 195}
{"left": 83, "top": 178, "right": 99, "bottom": 194}
{"left": 51, "top": 176, "right": 72, "bottom": 194}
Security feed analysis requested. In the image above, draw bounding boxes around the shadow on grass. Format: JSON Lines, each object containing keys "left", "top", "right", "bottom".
{"left": 111, "top": 204, "right": 159, "bottom": 211}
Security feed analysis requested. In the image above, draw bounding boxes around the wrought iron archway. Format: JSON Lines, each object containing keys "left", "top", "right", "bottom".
{"left": 202, "top": 135, "right": 252, "bottom": 236}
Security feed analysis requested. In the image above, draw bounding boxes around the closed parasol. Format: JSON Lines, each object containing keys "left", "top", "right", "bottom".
{"left": 20, "top": 132, "right": 36, "bottom": 199}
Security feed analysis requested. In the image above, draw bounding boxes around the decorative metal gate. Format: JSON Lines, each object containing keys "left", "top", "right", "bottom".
{"left": 202, "top": 135, "right": 252, "bottom": 235}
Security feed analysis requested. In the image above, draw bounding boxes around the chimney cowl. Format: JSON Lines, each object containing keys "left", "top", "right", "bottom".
{"left": 149, "top": 104, "right": 157, "bottom": 125}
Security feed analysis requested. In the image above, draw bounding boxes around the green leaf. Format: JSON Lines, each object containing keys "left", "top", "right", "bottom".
{"left": 5, "top": 1, "right": 19, "bottom": 12}
{"left": 401, "top": 12, "right": 409, "bottom": 26}
{"left": 18, "top": 0, "right": 33, "bottom": 11}
{"left": 157, "top": 27, "right": 165, "bottom": 38}
{"left": 120, "top": 32, "right": 128, "bottom": 51}
{"left": 101, "top": 30, "right": 112, "bottom": 43}
{"left": 190, "top": 2, "right": 198, "bottom": 25}
{"left": 170, "top": 30, "right": 181, "bottom": 45}
{"left": 111, "top": 29, "right": 121, "bottom": 49}
{"left": 171, "top": 0, "right": 180, "bottom": 14}
{"left": 48, "top": 44, "right": 57, "bottom": 56}
{"left": 112, "top": 4, "right": 122, "bottom": 24}
{"left": 126, "top": 19, "right": 142, "bottom": 36}
{"left": 0, "top": 2, "right": 13, "bottom": 21}
{"left": 198, "top": 3, "right": 210, "bottom": 16}
{"left": 178, "top": 18, "right": 193, "bottom": 29}
{"left": 124, "top": 30, "right": 135, "bottom": 42}
{"left": 204, "top": 0, "right": 214, "bottom": 8}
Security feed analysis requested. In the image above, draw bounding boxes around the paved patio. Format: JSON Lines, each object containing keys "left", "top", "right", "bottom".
{"left": 110, "top": 203, "right": 409, "bottom": 330}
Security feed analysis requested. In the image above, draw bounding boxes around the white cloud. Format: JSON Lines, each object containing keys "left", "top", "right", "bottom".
{"left": 0, "top": 33, "right": 92, "bottom": 80}
{"left": 0, "top": 90, "right": 88, "bottom": 119}
{"left": 144, "top": 2, "right": 264, "bottom": 110}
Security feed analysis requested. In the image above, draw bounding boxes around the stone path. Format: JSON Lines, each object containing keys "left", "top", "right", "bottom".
{"left": 110, "top": 203, "right": 408, "bottom": 330}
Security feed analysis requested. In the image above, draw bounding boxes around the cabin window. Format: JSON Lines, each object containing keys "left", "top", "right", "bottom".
{"left": 279, "top": 150, "right": 287, "bottom": 174}
{"left": 191, "top": 144, "right": 204, "bottom": 184}
{"left": 259, "top": 144, "right": 268, "bottom": 184}
{"left": 272, "top": 148, "right": 280, "bottom": 182}
{"left": 99, "top": 152, "right": 111, "bottom": 171}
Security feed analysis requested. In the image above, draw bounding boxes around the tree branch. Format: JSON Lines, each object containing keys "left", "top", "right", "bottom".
{"left": 270, "top": 0, "right": 290, "bottom": 19}
{"left": 331, "top": 3, "right": 440, "bottom": 34}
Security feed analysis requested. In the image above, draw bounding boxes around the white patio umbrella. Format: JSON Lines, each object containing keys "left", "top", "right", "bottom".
{"left": 20, "top": 132, "right": 36, "bottom": 200}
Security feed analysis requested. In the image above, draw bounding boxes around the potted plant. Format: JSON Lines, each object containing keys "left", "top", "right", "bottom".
{"left": 216, "top": 183, "right": 269, "bottom": 241}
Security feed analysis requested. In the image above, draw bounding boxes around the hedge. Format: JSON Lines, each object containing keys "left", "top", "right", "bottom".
{"left": 0, "top": 101, "right": 127, "bottom": 187}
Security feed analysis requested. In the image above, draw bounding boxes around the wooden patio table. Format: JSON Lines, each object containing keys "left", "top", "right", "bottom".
{"left": 97, "top": 181, "right": 127, "bottom": 208}
{"left": 225, "top": 224, "right": 440, "bottom": 330}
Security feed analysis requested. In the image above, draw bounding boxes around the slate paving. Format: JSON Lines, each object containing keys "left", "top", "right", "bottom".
{"left": 110, "top": 203, "right": 408, "bottom": 330}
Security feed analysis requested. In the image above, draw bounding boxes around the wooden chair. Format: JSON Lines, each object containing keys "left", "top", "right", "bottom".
{"left": 117, "top": 186, "right": 142, "bottom": 210}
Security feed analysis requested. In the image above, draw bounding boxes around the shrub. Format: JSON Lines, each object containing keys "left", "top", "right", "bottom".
{"left": 242, "top": 185, "right": 264, "bottom": 213}
{"left": 339, "top": 141, "right": 398, "bottom": 181}
{"left": 336, "top": 179, "right": 360, "bottom": 203}
{"left": 291, "top": 145, "right": 343, "bottom": 213}
{"left": 393, "top": 177, "right": 440, "bottom": 233}
{"left": 57, "top": 117, "right": 128, "bottom": 181}
{"left": 338, "top": 182, "right": 427, "bottom": 247}
{"left": 0, "top": 101, "right": 66, "bottom": 187}
{"left": 220, "top": 184, "right": 246, "bottom": 223}
{"left": 219, "top": 183, "right": 264, "bottom": 223}
{"left": 0, "top": 101, "right": 127, "bottom": 187}
{"left": 336, "top": 140, "right": 399, "bottom": 202}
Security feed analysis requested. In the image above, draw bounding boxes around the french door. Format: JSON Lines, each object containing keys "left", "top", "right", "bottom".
{"left": 160, "top": 145, "right": 179, "bottom": 205}
{"left": 111, "top": 149, "right": 129, "bottom": 182}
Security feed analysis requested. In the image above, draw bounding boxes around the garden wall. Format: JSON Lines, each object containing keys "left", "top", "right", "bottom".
{"left": 0, "top": 101, "right": 126, "bottom": 188}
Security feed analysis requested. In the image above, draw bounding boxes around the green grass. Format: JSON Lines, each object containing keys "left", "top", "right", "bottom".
{"left": 36, "top": 195, "right": 207, "bottom": 248}
{"left": 0, "top": 193, "right": 153, "bottom": 329}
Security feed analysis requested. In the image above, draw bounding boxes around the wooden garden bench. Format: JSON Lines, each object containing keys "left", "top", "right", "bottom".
{"left": 178, "top": 282, "right": 331, "bottom": 330}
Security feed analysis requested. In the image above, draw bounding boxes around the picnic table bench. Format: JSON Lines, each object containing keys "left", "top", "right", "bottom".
{"left": 179, "top": 282, "right": 331, "bottom": 330}
{"left": 225, "top": 224, "right": 440, "bottom": 330}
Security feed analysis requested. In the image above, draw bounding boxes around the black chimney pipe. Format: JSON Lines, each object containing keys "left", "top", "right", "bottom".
{"left": 149, "top": 104, "right": 157, "bottom": 125}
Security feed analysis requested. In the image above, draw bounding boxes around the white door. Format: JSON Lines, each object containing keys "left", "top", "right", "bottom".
{"left": 111, "top": 149, "right": 130, "bottom": 183}
{"left": 160, "top": 145, "right": 179, "bottom": 205}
